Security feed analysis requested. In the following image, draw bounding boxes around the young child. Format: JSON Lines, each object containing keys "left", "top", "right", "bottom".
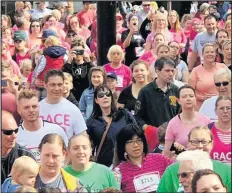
{"left": 63, "top": 72, "right": 79, "bottom": 107}
{"left": 153, "top": 122, "right": 168, "bottom": 153}
{"left": 2, "top": 156, "right": 39, "bottom": 193}
{"left": 32, "top": 36, "right": 68, "bottom": 97}
{"left": 106, "top": 72, "right": 119, "bottom": 103}
{"left": 19, "top": 59, "right": 32, "bottom": 89}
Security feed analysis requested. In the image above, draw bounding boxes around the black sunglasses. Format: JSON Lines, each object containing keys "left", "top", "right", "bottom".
{"left": 177, "top": 171, "right": 194, "bottom": 179}
{"left": 97, "top": 91, "right": 111, "bottom": 98}
{"left": 215, "top": 81, "right": 229, "bottom": 87}
{"left": 2, "top": 128, "right": 18, "bottom": 136}
{"left": 67, "top": 33, "right": 76, "bottom": 38}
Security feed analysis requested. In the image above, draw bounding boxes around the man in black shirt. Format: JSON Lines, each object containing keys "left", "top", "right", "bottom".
{"left": 135, "top": 57, "right": 180, "bottom": 129}
{"left": 1, "top": 110, "right": 35, "bottom": 184}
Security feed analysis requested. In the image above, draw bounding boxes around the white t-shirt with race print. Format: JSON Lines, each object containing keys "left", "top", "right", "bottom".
{"left": 17, "top": 119, "right": 68, "bottom": 162}
{"left": 39, "top": 98, "right": 87, "bottom": 139}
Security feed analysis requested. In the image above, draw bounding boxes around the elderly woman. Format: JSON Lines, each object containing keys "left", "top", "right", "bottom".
{"left": 200, "top": 68, "right": 231, "bottom": 121}
{"left": 168, "top": 10, "right": 187, "bottom": 50}
{"left": 35, "top": 134, "right": 83, "bottom": 192}
{"left": 113, "top": 123, "right": 174, "bottom": 192}
{"left": 208, "top": 96, "right": 231, "bottom": 165}
{"left": 104, "top": 45, "right": 132, "bottom": 91}
{"left": 87, "top": 85, "right": 136, "bottom": 167}
{"left": 157, "top": 126, "right": 231, "bottom": 193}
{"left": 28, "top": 20, "right": 42, "bottom": 49}
{"left": 188, "top": 43, "right": 228, "bottom": 110}
{"left": 65, "top": 133, "right": 119, "bottom": 192}
{"left": 121, "top": 14, "right": 145, "bottom": 66}
{"left": 145, "top": 12, "right": 173, "bottom": 51}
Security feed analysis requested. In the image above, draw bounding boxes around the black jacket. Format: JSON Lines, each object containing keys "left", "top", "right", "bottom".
{"left": 1, "top": 143, "right": 35, "bottom": 184}
{"left": 62, "top": 61, "right": 93, "bottom": 101}
{"left": 66, "top": 92, "right": 79, "bottom": 107}
{"left": 135, "top": 79, "right": 180, "bottom": 128}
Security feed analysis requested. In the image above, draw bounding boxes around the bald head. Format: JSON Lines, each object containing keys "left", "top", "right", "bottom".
{"left": 2, "top": 110, "right": 18, "bottom": 130}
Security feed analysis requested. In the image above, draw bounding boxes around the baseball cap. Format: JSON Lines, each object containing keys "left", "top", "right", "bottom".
{"left": 41, "top": 29, "right": 57, "bottom": 39}
{"left": 107, "top": 72, "right": 117, "bottom": 80}
{"left": 13, "top": 30, "right": 27, "bottom": 41}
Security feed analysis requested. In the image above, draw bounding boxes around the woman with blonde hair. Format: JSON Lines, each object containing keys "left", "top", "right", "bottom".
{"left": 225, "top": 20, "right": 231, "bottom": 39}
{"left": 188, "top": 43, "right": 228, "bottom": 110}
{"left": 145, "top": 12, "right": 173, "bottom": 51}
{"left": 104, "top": 45, "right": 132, "bottom": 91}
{"left": 168, "top": 10, "right": 187, "bottom": 50}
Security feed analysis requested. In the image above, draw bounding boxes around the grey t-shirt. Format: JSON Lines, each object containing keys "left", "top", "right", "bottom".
{"left": 35, "top": 174, "right": 67, "bottom": 192}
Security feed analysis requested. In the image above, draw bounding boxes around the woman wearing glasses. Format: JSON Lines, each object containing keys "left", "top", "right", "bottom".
{"left": 188, "top": 43, "right": 228, "bottom": 110}
{"left": 163, "top": 85, "right": 211, "bottom": 159}
{"left": 157, "top": 126, "right": 231, "bottom": 193}
{"left": 113, "top": 123, "right": 174, "bottom": 192}
{"left": 87, "top": 85, "right": 136, "bottom": 167}
{"left": 28, "top": 20, "right": 42, "bottom": 49}
{"left": 209, "top": 96, "right": 231, "bottom": 165}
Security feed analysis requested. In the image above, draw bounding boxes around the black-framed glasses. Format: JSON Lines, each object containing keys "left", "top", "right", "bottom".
{"left": 126, "top": 138, "right": 143, "bottom": 146}
{"left": 177, "top": 171, "right": 194, "bottom": 179}
{"left": 215, "top": 81, "right": 229, "bottom": 87}
{"left": 2, "top": 128, "right": 18, "bottom": 136}
{"left": 97, "top": 91, "right": 111, "bottom": 98}
{"left": 189, "top": 140, "right": 212, "bottom": 146}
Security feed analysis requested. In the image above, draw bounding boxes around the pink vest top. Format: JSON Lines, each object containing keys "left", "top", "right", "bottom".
{"left": 210, "top": 124, "right": 231, "bottom": 165}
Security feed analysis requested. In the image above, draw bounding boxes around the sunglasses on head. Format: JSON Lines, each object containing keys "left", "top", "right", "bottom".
{"left": 97, "top": 91, "right": 111, "bottom": 98}
{"left": 177, "top": 171, "right": 194, "bottom": 179}
{"left": 215, "top": 81, "right": 229, "bottom": 87}
{"left": 2, "top": 128, "right": 18, "bottom": 136}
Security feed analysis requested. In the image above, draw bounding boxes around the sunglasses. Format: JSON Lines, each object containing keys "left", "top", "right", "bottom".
{"left": 97, "top": 91, "right": 111, "bottom": 98}
{"left": 215, "top": 81, "right": 229, "bottom": 87}
{"left": 67, "top": 33, "right": 76, "bottom": 38}
{"left": 177, "top": 171, "right": 194, "bottom": 179}
{"left": 31, "top": 25, "right": 40, "bottom": 28}
{"left": 2, "top": 128, "right": 18, "bottom": 136}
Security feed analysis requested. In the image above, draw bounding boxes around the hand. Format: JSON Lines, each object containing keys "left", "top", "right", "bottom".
{"left": 83, "top": 52, "right": 91, "bottom": 62}
{"left": 67, "top": 52, "right": 75, "bottom": 63}
{"left": 34, "top": 78, "right": 44, "bottom": 88}
{"left": 2, "top": 78, "right": 18, "bottom": 95}
{"left": 129, "top": 26, "right": 138, "bottom": 35}
{"left": 174, "top": 142, "right": 185, "bottom": 151}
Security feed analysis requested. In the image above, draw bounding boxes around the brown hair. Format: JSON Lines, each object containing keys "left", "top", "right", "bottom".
{"left": 18, "top": 89, "right": 37, "bottom": 101}
{"left": 68, "top": 133, "right": 92, "bottom": 150}
{"left": 130, "top": 60, "right": 148, "bottom": 83}
{"left": 215, "top": 96, "right": 231, "bottom": 109}
{"left": 188, "top": 126, "right": 213, "bottom": 141}
{"left": 191, "top": 169, "right": 226, "bottom": 193}
{"left": 202, "top": 43, "right": 215, "bottom": 54}
{"left": 14, "top": 186, "right": 38, "bottom": 193}
{"left": 88, "top": 66, "right": 107, "bottom": 88}
{"left": 39, "top": 133, "right": 66, "bottom": 152}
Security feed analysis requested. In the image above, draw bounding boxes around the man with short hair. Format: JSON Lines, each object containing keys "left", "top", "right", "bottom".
{"left": 137, "top": 1, "right": 151, "bottom": 25}
{"left": 176, "top": 150, "right": 213, "bottom": 193}
{"left": 1, "top": 110, "right": 35, "bottom": 184}
{"left": 31, "top": 1, "right": 52, "bottom": 20}
{"left": 135, "top": 57, "right": 180, "bottom": 129}
{"left": 17, "top": 89, "right": 69, "bottom": 161}
{"left": 39, "top": 69, "right": 87, "bottom": 139}
{"left": 187, "top": 15, "right": 217, "bottom": 70}
{"left": 200, "top": 68, "right": 231, "bottom": 121}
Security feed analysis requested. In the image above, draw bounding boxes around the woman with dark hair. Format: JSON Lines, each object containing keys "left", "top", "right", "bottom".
{"left": 28, "top": 20, "right": 42, "bottom": 49}
{"left": 192, "top": 169, "right": 227, "bottom": 193}
{"left": 113, "top": 123, "right": 173, "bottom": 192}
{"left": 163, "top": 85, "right": 211, "bottom": 158}
{"left": 87, "top": 85, "right": 136, "bottom": 167}
{"left": 215, "top": 29, "right": 229, "bottom": 63}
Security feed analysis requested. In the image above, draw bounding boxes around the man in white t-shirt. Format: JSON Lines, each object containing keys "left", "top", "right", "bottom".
{"left": 187, "top": 15, "right": 217, "bottom": 70}
{"left": 39, "top": 69, "right": 87, "bottom": 139}
{"left": 199, "top": 68, "right": 231, "bottom": 121}
{"left": 17, "top": 89, "right": 68, "bottom": 162}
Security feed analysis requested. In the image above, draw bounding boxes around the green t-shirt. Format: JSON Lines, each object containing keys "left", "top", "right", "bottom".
{"left": 157, "top": 160, "right": 231, "bottom": 193}
{"left": 65, "top": 162, "right": 119, "bottom": 192}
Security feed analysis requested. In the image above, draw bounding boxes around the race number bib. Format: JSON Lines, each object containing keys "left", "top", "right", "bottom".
{"left": 133, "top": 172, "right": 160, "bottom": 192}
{"left": 29, "top": 147, "right": 41, "bottom": 162}
{"left": 135, "top": 47, "right": 145, "bottom": 57}
{"left": 116, "top": 75, "right": 124, "bottom": 88}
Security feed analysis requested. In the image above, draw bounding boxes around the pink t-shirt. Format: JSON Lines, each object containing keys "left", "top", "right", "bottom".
{"left": 139, "top": 50, "right": 157, "bottom": 66}
{"left": 165, "top": 113, "right": 211, "bottom": 147}
{"left": 104, "top": 63, "right": 132, "bottom": 91}
{"left": 77, "top": 10, "right": 96, "bottom": 28}
{"left": 210, "top": 124, "right": 231, "bottom": 165}
{"left": 188, "top": 63, "right": 228, "bottom": 110}
{"left": 169, "top": 28, "right": 187, "bottom": 44}
{"left": 146, "top": 31, "right": 173, "bottom": 49}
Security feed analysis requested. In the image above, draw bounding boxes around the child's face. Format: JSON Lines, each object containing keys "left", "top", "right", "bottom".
{"left": 22, "top": 67, "right": 32, "bottom": 77}
{"left": 63, "top": 79, "right": 73, "bottom": 94}
{"left": 2, "top": 29, "right": 12, "bottom": 39}
{"left": 106, "top": 77, "right": 117, "bottom": 91}
{"left": 17, "top": 171, "right": 38, "bottom": 187}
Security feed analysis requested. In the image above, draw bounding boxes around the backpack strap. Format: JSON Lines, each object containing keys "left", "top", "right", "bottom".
{"left": 207, "top": 122, "right": 215, "bottom": 130}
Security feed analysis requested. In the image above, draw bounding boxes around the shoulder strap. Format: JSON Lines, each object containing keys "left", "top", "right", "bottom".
{"left": 95, "top": 118, "right": 112, "bottom": 161}
{"left": 207, "top": 122, "right": 214, "bottom": 130}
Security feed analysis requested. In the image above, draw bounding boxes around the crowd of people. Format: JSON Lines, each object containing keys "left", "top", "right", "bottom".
{"left": 1, "top": 1, "right": 231, "bottom": 192}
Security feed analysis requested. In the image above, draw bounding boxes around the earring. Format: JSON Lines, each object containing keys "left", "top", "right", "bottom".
{"left": 124, "top": 152, "right": 128, "bottom": 160}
